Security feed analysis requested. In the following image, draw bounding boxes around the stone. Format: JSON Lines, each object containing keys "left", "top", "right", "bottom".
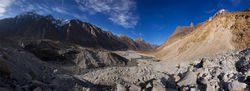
{"left": 228, "top": 80, "right": 247, "bottom": 91}
{"left": 182, "top": 87, "right": 188, "bottom": 91}
{"left": 190, "top": 87, "right": 197, "bottom": 91}
{"left": 0, "top": 60, "right": 11, "bottom": 76}
{"left": 177, "top": 71, "right": 197, "bottom": 86}
{"left": 173, "top": 75, "right": 180, "bottom": 82}
{"left": 235, "top": 57, "right": 250, "bottom": 73}
{"left": 33, "top": 87, "right": 42, "bottom": 91}
{"left": 146, "top": 83, "right": 152, "bottom": 88}
{"left": 31, "top": 80, "right": 46, "bottom": 87}
{"left": 0, "top": 87, "right": 9, "bottom": 91}
{"left": 116, "top": 83, "right": 127, "bottom": 91}
{"left": 82, "top": 87, "right": 91, "bottom": 91}
{"left": 152, "top": 85, "right": 165, "bottom": 91}
{"left": 129, "top": 85, "right": 141, "bottom": 91}
{"left": 165, "top": 88, "right": 178, "bottom": 91}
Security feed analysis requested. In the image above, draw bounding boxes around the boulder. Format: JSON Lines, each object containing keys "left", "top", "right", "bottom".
{"left": 236, "top": 57, "right": 250, "bottom": 73}
{"left": 33, "top": 87, "right": 42, "bottom": 91}
{"left": 0, "top": 59, "right": 11, "bottom": 76}
{"left": 173, "top": 75, "right": 180, "bottom": 82}
{"left": 152, "top": 85, "right": 165, "bottom": 91}
{"left": 177, "top": 71, "right": 197, "bottom": 86}
{"left": 227, "top": 80, "right": 247, "bottom": 91}
{"left": 128, "top": 84, "right": 141, "bottom": 91}
{"left": 116, "top": 83, "right": 127, "bottom": 91}
{"left": 0, "top": 87, "right": 9, "bottom": 91}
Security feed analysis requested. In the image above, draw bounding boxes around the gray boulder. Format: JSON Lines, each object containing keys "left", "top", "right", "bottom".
{"left": 227, "top": 80, "right": 247, "bottom": 91}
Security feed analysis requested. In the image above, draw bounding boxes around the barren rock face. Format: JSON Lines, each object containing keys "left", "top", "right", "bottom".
{"left": 157, "top": 23, "right": 194, "bottom": 51}
{"left": 152, "top": 11, "right": 250, "bottom": 61}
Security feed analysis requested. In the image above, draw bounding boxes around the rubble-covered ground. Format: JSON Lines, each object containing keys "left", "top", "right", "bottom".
{"left": 0, "top": 38, "right": 249, "bottom": 91}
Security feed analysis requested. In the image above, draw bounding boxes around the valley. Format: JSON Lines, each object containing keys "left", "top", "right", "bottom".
{"left": 0, "top": 7, "right": 249, "bottom": 91}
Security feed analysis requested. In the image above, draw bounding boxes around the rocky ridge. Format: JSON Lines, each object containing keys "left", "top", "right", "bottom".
{"left": 0, "top": 11, "right": 155, "bottom": 51}
{"left": 152, "top": 9, "right": 250, "bottom": 61}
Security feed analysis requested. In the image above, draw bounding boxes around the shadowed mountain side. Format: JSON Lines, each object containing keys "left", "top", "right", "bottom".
{"left": 0, "top": 11, "right": 155, "bottom": 51}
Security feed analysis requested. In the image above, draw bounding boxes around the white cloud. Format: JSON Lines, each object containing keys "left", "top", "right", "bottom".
{"left": 75, "top": 0, "right": 138, "bottom": 28}
{"left": 12, "top": 0, "right": 52, "bottom": 15}
{"left": 52, "top": 7, "right": 68, "bottom": 14}
{"left": 0, "top": 0, "right": 13, "bottom": 17}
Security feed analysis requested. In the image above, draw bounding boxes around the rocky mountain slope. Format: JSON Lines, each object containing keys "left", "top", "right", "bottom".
{"left": 156, "top": 22, "right": 195, "bottom": 51}
{"left": 0, "top": 11, "right": 155, "bottom": 51}
{"left": 152, "top": 9, "right": 250, "bottom": 61}
{"left": 117, "top": 34, "right": 157, "bottom": 51}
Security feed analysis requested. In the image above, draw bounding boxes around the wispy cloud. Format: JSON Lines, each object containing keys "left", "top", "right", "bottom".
{"left": 0, "top": 0, "right": 13, "bottom": 17}
{"left": 13, "top": 1, "right": 52, "bottom": 15}
{"left": 75, "top": 0, "right": 139, "bottom": 28}
{"left": 11, "top": 0, "right": 87, "bottom": 21}
{"left": 52, "top": 7, "right": 68, "bottom": 14}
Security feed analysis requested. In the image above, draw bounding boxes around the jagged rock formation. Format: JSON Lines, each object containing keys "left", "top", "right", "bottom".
{"left": 153, "top": 9, "right": 250, "bottom": 61}
{"left": 0, "top": 11, "right": 155, "bottom": 51}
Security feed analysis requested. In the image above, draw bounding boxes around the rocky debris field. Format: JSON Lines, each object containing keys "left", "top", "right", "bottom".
{"left": 75, "top": 48, "right": 250, "bottom": 91}
{"left": 0, "top": 38, "right": 250, "bottom": 91}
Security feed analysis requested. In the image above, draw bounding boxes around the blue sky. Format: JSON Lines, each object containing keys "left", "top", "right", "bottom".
{"left": 0, "top": 0, "right": 249, "bottom": 45}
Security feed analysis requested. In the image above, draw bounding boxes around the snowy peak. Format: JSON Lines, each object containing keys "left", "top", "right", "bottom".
{"left": 45, "top": 15, "right": 69, "bottom": 27}
{"left": 214, "top": 9, "right": 229, "bottom": 16}
{"left": 208, "top": 9, "right": 229, "bottom": 22}
{"left": 15, "top": 11, "right": 69, "bottom": 27}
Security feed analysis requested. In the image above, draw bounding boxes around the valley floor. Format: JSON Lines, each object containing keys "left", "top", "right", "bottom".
{"left": 0, "top": 39, "right": 249, "bottom": 91}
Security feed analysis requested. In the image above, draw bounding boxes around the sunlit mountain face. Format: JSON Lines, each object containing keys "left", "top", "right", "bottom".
{"left": 0, "top": 0, "right": 249, "bottom": 45}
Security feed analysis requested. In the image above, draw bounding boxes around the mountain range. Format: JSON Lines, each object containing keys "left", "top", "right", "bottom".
{"left": 0, "top": 11, "right": 156, "bottom": 51}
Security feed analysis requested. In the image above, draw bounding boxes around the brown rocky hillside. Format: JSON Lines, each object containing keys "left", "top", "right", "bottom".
{"left": 156, "top": 23, "right": 195, "bottom": 51}
{"left": 152, "top": 9, "right": 250, "bottom": 61}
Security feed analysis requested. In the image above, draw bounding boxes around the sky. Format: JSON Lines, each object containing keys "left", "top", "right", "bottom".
{"left": 0, "top": 0, "right": 249, "bottom": 45}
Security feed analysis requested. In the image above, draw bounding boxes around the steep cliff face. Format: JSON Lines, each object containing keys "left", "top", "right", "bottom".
{"left": 63, "top": 20, "right": 128, "bottom": 50}
{"left": 0, "top": 11, "right": 155, "bottom": 51}
{"left": 153, "top": 9, "right": 250, "bottom": 61}
{"left": 156, "top": 23, "right": 194, "bottom": 51}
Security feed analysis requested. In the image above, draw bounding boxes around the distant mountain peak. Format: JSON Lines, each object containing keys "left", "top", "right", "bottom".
{"left": 134, "top": 37, "right": 144, "bottom": 42}
{"left": 208, "top": 9, "right": 229, "bottom": 22}
{"left": 218, "top": 9, "right": 227, "bottom": 13}
{"left": 15, "top": 10, "right": 42, "bottom": 20}
{"left": 118, "top": 34, "right": 126, "bottom": 37}
{"left": 20, "top": 10, "right": 39, "bottom": 16}
{"left": 214, "top": 9, "right": 228, "bottom": 16}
